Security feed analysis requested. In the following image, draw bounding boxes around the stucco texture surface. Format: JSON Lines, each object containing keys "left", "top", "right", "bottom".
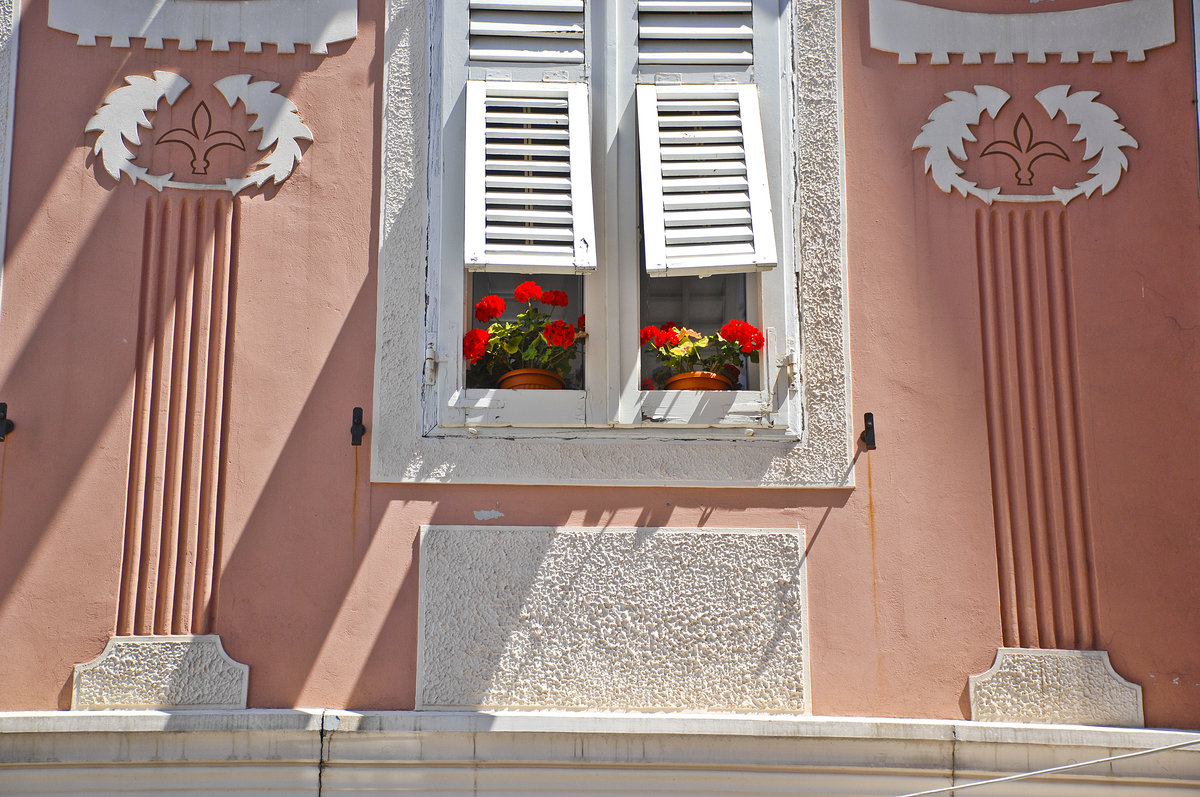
{"left": 418, "top": 527, "right": 808, "bottom": 712}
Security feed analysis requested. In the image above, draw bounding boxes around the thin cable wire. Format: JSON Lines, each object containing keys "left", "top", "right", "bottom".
{"left": 896, "top": 736, "right": 1200, "bottom": 797}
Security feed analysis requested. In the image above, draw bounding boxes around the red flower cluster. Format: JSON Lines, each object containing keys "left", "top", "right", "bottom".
{"left": 719, "top": 319, "right": 765, "bottom": 353}
{"left": 640, "top": 324, "right": 680, "bottom": 349}
{"left": 543, "top": 320, "right": 576, "bottom": 348}
{"left": 463, "top": 328, "right": 489, "bottom": 362}
{"left": 514, "top": 280, "right": 543, "bottom": 303}
{"left": 474, "top": 294, "right": 505, "bottom": 323}
{"left": 542, "top": 289, "right": 569, "bottom": 307}
{"left": 577, "top": 314, "right": 586, "bottom": 331}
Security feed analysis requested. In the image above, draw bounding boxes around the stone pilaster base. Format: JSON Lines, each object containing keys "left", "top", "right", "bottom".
{"left": 970, "top": 647, "right": 1143, "bottom": 727}
{"left": 72, "top": 635, "right": 249, "bottom": 710}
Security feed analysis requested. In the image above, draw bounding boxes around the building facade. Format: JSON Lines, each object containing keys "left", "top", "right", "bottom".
{"left": 1, "top": 0, "right": 1199, "bottom": 793}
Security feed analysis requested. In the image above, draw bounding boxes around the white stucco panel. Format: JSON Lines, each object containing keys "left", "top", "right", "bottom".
{"left": 48, "top": 0, "right": 357, "bottom": 53}
{"left": 417, "top": 526, "right": 810, "bottom": 713}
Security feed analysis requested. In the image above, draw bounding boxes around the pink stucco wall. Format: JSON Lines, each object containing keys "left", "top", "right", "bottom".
{"left": 0, "top": 0, "right": 1197, "bottom": 729}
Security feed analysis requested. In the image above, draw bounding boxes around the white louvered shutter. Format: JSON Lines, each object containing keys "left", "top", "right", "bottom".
{"left": 637, "top": 83, "right": 776, "bottom": 278}
{"left": 468, "top": 0, "right": 585, "bottom": 63}
{"left": 637, "top": 0, "right": 753, "bottom": 66}
{"left": 465, "top": 80, "right": 597, "bottom": 274}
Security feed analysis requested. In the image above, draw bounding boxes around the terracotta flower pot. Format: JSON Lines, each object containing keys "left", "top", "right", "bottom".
{"left": 498, "top": 368, "right": 566, "bottom": 390}
{"left": 664, "top": 370, "right": 733, "bottom": 391}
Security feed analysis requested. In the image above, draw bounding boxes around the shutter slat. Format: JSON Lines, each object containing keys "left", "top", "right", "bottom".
{"left": 486, "top": 224, "right": 577, "bottom": 242}
{"left": 471, "top": 0, "right": 583, "bottom": 10}
{"left": 466, "top": 80, "right": 596, "bottom": 273}
{"left": 662, "top": 191, "right": 751, "bottom": 210}
{"left": 638, "top": 17, "right": 753, "bottom": 40}
{"left": 485, "top": 158, "right": 573, "bottom": 173}
{"left": 487, "top": 208, "right": 575, "bottom": 223}
{"left": 660, "top": 175, "right": 749, "bottom": 192}
{"left": 469, "top": 17, "right": 584, "bottom": 39}
{"left": 638, "top": 83, "right": 777, "bottom": 278}
{"left": 661, "top": 160, "right": 747, "bottom": 176}
{"left": 660, "top": 129, "right": 744, "bottom": 145}
{"left": 486, "top": 143, "right": 572, "bottom": 157}
{"left": 664, "top": 208, "right": 752, "bottom": 227}
{"left": 639, "top": 0, "right": 752, "bottom": 10}
{"left": 660, "top": 145, "right": 746, "bottom": 161}
{"left": 468, "top": 44, "right": 585, "bottom": 63}
{"left": 485, "top": 190, "right": 574, "bottom": 206}
{"left": 665, "top": 225, "right": 754, "bottom": 244}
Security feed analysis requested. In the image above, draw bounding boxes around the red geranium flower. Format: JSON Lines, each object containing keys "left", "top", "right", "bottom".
{"left": 542, "top": 319, "right": 576, "bottom": 348}
{"left": 541, "top": 289, "right": 569, "bottom": 307}
{"left": 463, "top": 328, "right": 489, "bottom": 362}
{"left": 652, "top": 326, "right": 681, "bottom": 349}
{"left": 639, "top": 325, "right": 659, "bottom": 346}
{"left": 514, "top": 280, "right": 543, "bottom": 303}
{"left": 719, "top": 319, "right": 765, "bottom": 353}
{"left": 474, "top": 294, "right": 505, "bottom": 323}
{"left": 640, "top": 377, "right": 656, "bottom": 390}
{"left": 577, "top": 314, "right": 586, "bottom": 331}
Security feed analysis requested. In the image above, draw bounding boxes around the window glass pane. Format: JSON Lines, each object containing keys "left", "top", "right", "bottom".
{"left": 639, "top": 272, "right": 761, "bottom": 389}
{"left": 468, "top": 273, "right": 586, "bottom": 388}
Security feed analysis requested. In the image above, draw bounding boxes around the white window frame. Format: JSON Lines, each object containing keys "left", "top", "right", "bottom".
{"left": 372, "top": 0, "right": 853, "bottom": 487}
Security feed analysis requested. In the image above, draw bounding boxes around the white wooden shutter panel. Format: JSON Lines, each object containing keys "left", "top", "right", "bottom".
{"left": 465, "top": 80, "right": 597, "bottom": 274}
{"left": 637, "top": 0, "right": 753, "bottom": 66}
{"left": 469, "top": 0, "right": 585, "bottom": 64}
{"left": 637, "top": 83, "right": 776, "bottom": 278}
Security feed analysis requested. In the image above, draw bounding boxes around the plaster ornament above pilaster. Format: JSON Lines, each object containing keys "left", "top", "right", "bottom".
{"left": 970, "top": 648, "right": 1144, "bottom": 726}
{"left": 913, "top": 84, "right": 1137, "bottom": 205}
{"left": 870, "top": 0, "right": 1174, "bottom": 65}
{"left": 49, "top": 0, "right": 356, "bottom": 53}
{"left": 72, "top": 635, "right": 249, "bottom": 710}
{"left": 86, "top": 71, "right": 313, "bottom": 195}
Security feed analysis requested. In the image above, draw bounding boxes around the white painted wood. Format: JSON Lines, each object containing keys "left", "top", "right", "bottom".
{"left": 469, "top": 0, "right": 586, "bottom": 63}
{"left": 869, "top": 0, "right": 1174, "bottom": 65}
{"left": 638, "top": 84, "right": 777, "bottom": 278}
{"left": 637, "top": 0, "right": 755, "bottom": 66}
{"left": 0, "top": 0, "right": 22, "bottom": 329}
{"left": 48, "top": 0, "right": 357, "bottom": 53}
{"left": 464, "top": 80, "right": 596, "bottom": 274}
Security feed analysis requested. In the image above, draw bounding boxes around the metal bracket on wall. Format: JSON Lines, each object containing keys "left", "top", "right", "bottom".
{"left": 860, "top": 412, "right": 876, "bottom": 451}
{"left": 0, "top": 402, "right": 13, "bottom": 441}
{"left": 351, "top": 407, "right": 366, "bottom": 446}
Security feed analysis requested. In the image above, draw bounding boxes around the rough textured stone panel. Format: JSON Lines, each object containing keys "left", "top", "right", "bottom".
{"left": 418, "top": 526, "right": 809, "bottom": 712}
{"left": 970, "top": 648, "right": 1144, "bottom": 726}
{"left": 72, "top": 635, "right": 249, "bottom": 710}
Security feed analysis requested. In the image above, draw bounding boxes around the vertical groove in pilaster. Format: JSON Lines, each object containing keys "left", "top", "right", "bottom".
{"left": 976, "top": 206, "right": 1097, "bottom": 651}
{"left": 976, "top": 209, "right": 1019, "bottom": 647}
{"left": 116, "top": 192, "right": 234, "bottom": 637}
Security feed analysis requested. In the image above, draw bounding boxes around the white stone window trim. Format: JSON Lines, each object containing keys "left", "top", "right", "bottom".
{"left": 372, "top": 0, "right": 852, "bottom": 487}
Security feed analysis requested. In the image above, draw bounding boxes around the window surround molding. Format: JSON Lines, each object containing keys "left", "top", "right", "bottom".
{"left": 373, "top": 0, "right": 852, "bottom": 487}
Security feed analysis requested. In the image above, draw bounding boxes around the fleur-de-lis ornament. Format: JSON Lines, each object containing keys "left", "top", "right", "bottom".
{"left": 981, "top": 113, "right": 1069, "bottom": 187}
{"left": 156, "top": 101, "right": 246, "bottom": 175}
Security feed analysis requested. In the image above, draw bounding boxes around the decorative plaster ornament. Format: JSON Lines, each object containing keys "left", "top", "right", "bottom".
{"left": 869, "top": 0, "right": 1174, "bottom": 65}
{"left": 86, "top": 71, "right": 313, "bottom": 195}
{"left": 72, "top": 635, "right": 249, "bottom": 710}
{"left": 970, "top": 648, "right": 1143, "bottom": 726}
{"left": 913, "top": 84, "right": 1137, "bottom": 205}
{"left": 49, "top": 0, "right": 357, "bottom": 54}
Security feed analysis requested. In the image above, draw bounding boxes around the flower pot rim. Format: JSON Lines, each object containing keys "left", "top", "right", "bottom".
{"left": 664, "top": 370, "right": 735, "bottom": 389}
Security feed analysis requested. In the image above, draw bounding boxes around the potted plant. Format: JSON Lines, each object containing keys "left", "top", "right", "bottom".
{"left": 640, "top": 319, "right": 765, "bottom": 390}
{"left": 463, "top": 280, "right": 584, "bottom": 389}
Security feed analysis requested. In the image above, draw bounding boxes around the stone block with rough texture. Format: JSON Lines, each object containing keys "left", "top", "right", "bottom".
{"left": 970, "top": 648, "right": 1143, "bottom": 727}
{"left": 72, "top": 635, "right": 249, "bottom": 710}
{"left": 417, "top": 526, "right": 809, "bottom": 713}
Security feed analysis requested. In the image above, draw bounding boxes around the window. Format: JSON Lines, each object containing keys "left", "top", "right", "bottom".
{"left": 431, "top": 0, "right": 798, "bottom": 437}
{"left": 372, "top": 0, "right": 851, "bottom": 486}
